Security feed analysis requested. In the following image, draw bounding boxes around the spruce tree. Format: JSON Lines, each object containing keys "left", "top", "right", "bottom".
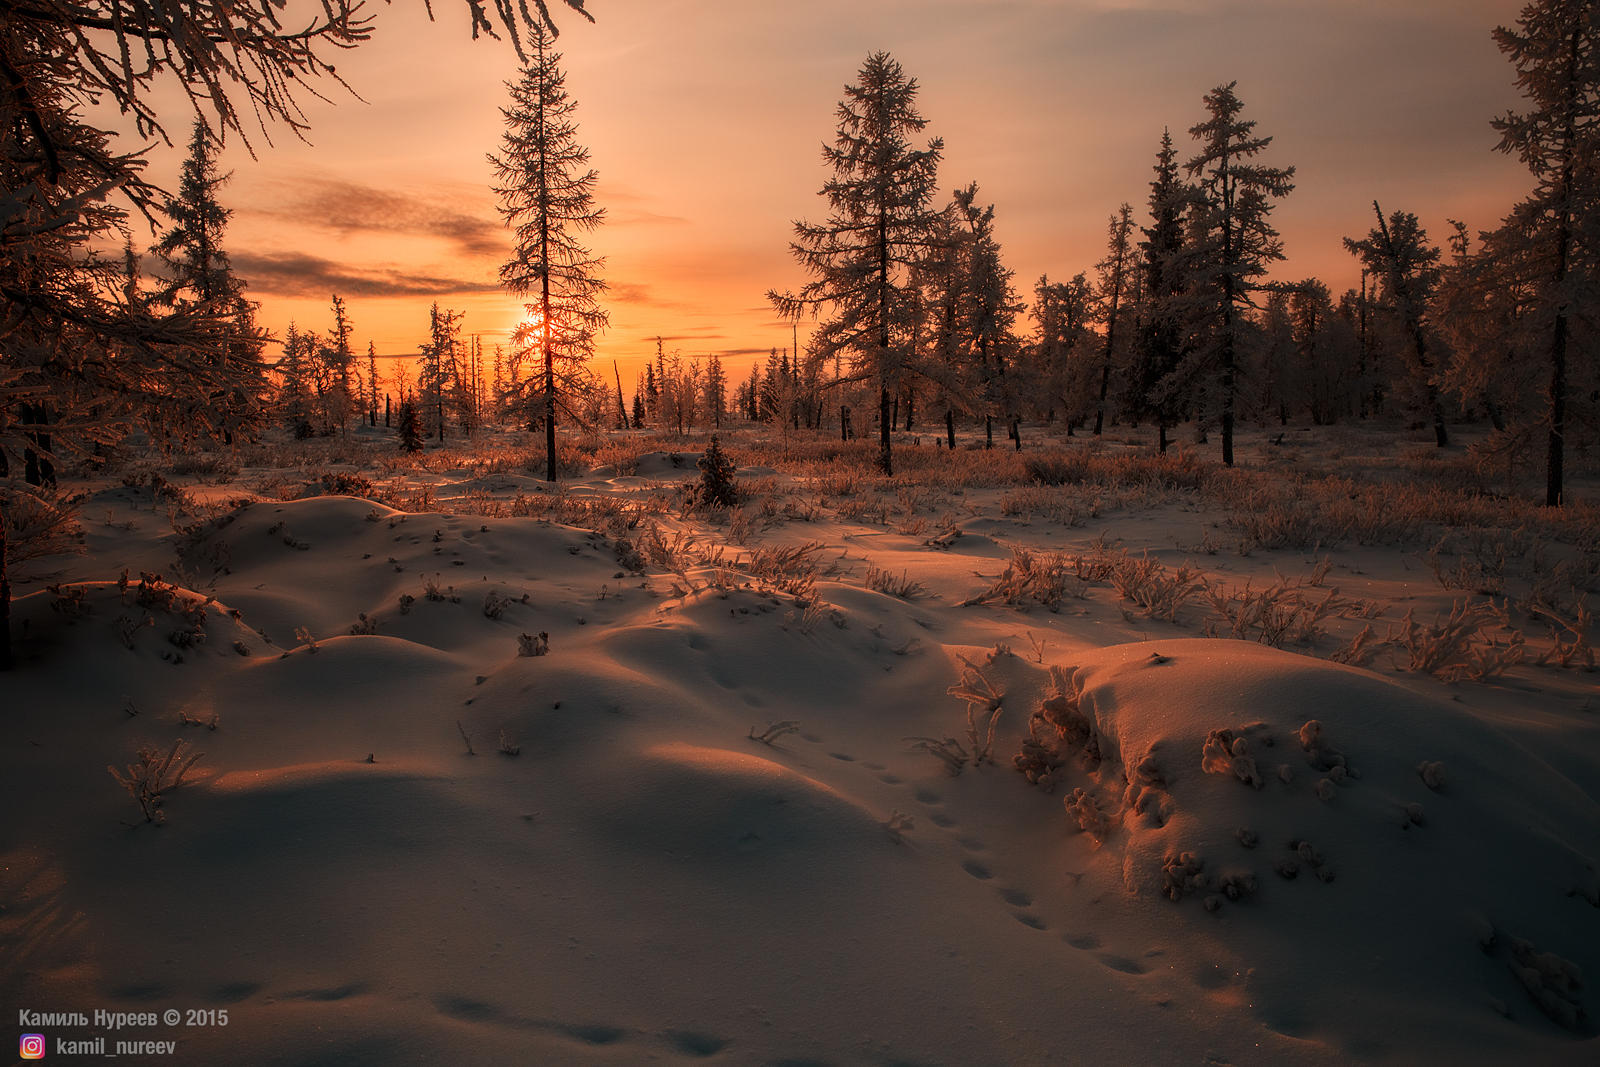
{"left": 951, "top": 183, "right": 1023, "bottom": 437}
{"left": 1171, "top": 85, "right": 1295, "bottom": 466}
{"left": 1093, "top": 204, "right": 1137, "bottom": 435}
{"left": 1131, "top": 130, "right": 1194, "bottom": 452}
{"left": 1344, "top": 204, "right": 1450, "bottom": 445}
{"left": 491, "top": 25, "right": 607, "bottom": 482}
{"left": 147, "top": 118, "right": 268, "bottom": 442}
{"left": 1483, "top": 0, "right": 1600, "bottom": 506}
{"left": 151, "top": 120, "right": 244, "bottom": 310}
{"left": 769, "top": 52, "right": 944, "bottom": 475}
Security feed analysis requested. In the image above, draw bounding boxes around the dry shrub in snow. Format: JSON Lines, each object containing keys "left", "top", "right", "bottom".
{"left": 947, "top": 655, "right": 1004, "bottom": 764}
{"left": 517, "top": 631, "right": 550, "bottom": 657}
{"left": 863, "top": 563, "right": 924, "bottom": 599}
{"left": 1530, "top": 600, "right": 1595, "bottom": 670}
{"left": 744, "top": 541, "right": 825, "bottom": 600}
{"left": 1391, "top": 600, "right": 1522, "bottom": 682}
{"left": 961, "top": 547, "right": 1077, "bottom": 609}
{"left": 1109, "top": 551, "right": 1203, "bottom": 622}
{"left": 109, "top": 739, "right": 204, "bottom": 824}
{"left": 1201, "top": 728, "right": 1264, "bottom": 788}
{"left": 1205, "top": 574, "right": 1370, "bottom": 648}
{"left": 905, "top": 735, "right": 971, "bottom": 775}
{"left": 1509, "top": 937, "right": 1587, "bottom": 1029}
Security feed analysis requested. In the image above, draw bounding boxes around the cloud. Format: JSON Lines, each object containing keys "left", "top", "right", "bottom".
{"left": 241, "top": 177, "right": 510, "bottom": 258}
{"left": 234, "top": 251, "right": 500, "bottom": 298}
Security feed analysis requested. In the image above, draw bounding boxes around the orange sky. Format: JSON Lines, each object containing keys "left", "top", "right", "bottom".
{"left": 133, "top": 0, "right": 1533, "bottom": 392}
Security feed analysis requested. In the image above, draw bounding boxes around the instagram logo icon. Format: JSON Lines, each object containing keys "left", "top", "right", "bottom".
{"left": 20, "top": 1032, "right": 46, "bottom": 1058}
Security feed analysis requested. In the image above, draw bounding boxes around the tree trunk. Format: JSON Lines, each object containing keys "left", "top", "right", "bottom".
{"left": 985, "top": 415, "right": 993, "bottom": 450}
{"left": 878, "top": 383, "right": 892, "bottom": 475}
{"left": 1548, "top": 310, "right": 1568, "bottom": 506}
{"left": 1, "top": 501, "right": 11, "bottom": 671}
{"left": 946, "top": 408, "right": 955, "bottom": 450}
{"left": 1159, "top": 422, "right": 1169, "bottom": 454}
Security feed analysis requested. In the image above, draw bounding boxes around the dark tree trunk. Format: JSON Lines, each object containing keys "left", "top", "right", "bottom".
{"left": 1548, "top": 310, "right": 1568, "bottom": 506}
{"left": 878, "top": 384, "right": 892, "bottom": 475}
{"left": 985, "top": 415, "right": 993, "bottom": 450}
{"left": 1, "top": 501, "right": 10, "bottom": 671}
{"left": 946, "top": 408, "right": 955, "bottom": 450}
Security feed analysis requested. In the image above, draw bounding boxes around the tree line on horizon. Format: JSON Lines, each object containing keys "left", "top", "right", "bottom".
{"left": 767, "top": 24, "right": 1597, "bottom": 504}
{"left": 1, "top": 0, "right": 1594, "bottom": 509}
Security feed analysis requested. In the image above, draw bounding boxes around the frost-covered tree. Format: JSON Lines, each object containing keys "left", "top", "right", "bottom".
{"left": 1478, "top": 0, "right": 1600, "bottom": 506}
{"left": 1, "top": 0, "right": 591, "bottom": 669}
{"left": 1093, "top": 204, "right": 1137, "bottom": 435}
{"left": 770, "top": 52, "right": 944, "bottom": 475}
{"left": 1028, "top": 273, "right": 1095, "bottom": 431}
{"left": 150, "top": 121, "right": 243, "bottom": 308}
{"left": 1345, "top": 204, "right": 1450, "bottom": 446}
{"left": 1129, "top": 130, "right": 1195, "bottom": 451}
{"left": 491, "top": 25, "right": 607, "bottom": 482}
{"left": 951, "top": 183, "right": 1024, "bottom": 440}
{"left": 1164, "top": 84, "right": 1295, "bottom": 465}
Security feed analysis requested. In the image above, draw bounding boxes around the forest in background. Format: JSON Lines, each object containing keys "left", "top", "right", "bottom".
{"left": 2, "top": 1, "right": 1597, "bottom": 511}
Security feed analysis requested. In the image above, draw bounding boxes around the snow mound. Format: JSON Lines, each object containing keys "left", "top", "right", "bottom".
{"left": 1060, "top": 639, "right": 1599, "bottom": 1049}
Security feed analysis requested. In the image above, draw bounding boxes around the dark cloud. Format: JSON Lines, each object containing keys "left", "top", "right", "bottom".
{"left": 242, "top": 178, "right": 510, "bottom": 258}
{"left": 233, "top": 251, "right": 499, "bottom": 298}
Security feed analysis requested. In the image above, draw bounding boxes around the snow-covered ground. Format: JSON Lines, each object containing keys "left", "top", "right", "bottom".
{"left": 4, "top": 423, "right": 1597, "bottom": 1066}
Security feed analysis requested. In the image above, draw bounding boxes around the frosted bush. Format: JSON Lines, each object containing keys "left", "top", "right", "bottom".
{"left": 1064, "top": 788, "right": 1117, "bottom": 846}
{"left": 517, "top": 631, "right": 550, "bottom": 657}
{"left": 1201, "top": 728, "right": 1263, "bottom": 788}
{"left": 482, "top": 589, "right": 526, "bottom": 618}
{"left": 1213, "top": 870, "right": 1258, "bottom": 900}
{"left": 1316, "top": 778, "right": 1337, "bottom": 801}
{"left": 1417, "top": 761, "right": 1447, "bottom": 789}
{"left": 1035, "top": 665, "right": 1098, "bottom": 762}
{"left": 947, "top": 656, "right": 1004, "bottom": 765}
{"left": 1299, "top": 719, "right": 1356, "bottom": 777}
{"left": 1121, "top": 746, "right": 1170, "bottom": 825}
{"left": 1509, "top": 938, "right": 1586, "bottom": 1029}
{"left": 1161, "top": 852, "right": 1205, "bottom": 900}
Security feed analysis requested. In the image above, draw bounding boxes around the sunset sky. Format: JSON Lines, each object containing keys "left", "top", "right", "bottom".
{"left": 142, "top": 0, "right": 1536, "bottom": 390}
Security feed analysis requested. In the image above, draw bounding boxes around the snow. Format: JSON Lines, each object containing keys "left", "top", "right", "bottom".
{"left": 4, "top": 436, "right": 1598, "bottom": 1066}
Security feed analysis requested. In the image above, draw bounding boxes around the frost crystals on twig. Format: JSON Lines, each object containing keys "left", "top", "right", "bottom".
{"left": 904, "top": 736, "right": 970, "bottom": 775}
{"left": 948, "top": 655, "right": 1004, "bottom": 764}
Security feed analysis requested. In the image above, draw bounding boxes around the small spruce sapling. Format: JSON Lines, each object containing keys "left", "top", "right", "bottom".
{"left": 397, "top": 399, "right": 424, "bottom": 452}
{"left": 693, "top": 435, "right": 739, "bottom": 509}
